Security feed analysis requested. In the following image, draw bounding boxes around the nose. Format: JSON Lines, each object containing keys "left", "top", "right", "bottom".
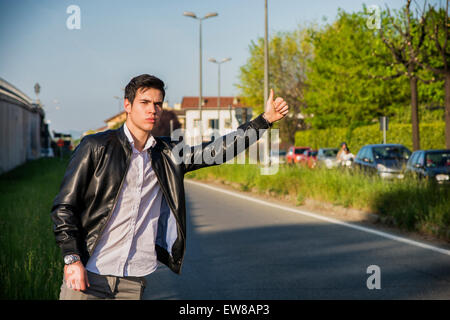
{"left": 146, "top": 102, "right": 157, "bottom": 114}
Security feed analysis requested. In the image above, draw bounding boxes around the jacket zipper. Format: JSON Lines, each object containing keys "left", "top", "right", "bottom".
{"left": 88, "top": 155, "right": 132, "bottom": 256}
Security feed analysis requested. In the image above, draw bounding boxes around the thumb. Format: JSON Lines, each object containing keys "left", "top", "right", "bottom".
{"left": 267, "top": 88, "right": 274, "bottom": 103}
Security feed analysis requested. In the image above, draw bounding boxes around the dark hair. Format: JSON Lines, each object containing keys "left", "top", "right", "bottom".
{"left": 124, "top": 74, "right": 165, "bottom": 104}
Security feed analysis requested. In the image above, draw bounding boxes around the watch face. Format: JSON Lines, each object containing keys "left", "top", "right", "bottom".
{"left": 64, "top": 256, "right": 73, "bottom": 264}
{"left": 64, "top": 255, "right": 79, "bottom": 264}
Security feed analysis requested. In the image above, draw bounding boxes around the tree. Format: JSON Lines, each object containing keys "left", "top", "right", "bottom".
{"left": 304, "top": 9, "right": 410, "bottom": 131}
{"left": 378, "top": 0, "right": 435, "bottom": 150}
{"left": 237, "top": 29, "right": 313, "bottom": 144}
{"left": 413, "top": 1, "right": 450, "bottom": 148}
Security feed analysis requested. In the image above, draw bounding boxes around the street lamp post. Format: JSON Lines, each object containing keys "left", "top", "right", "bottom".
{"left": 264, "top": 0, "right": 270, "bottom": 166}
{"left": 183, "top": 11, "right": 218, "bottom": 140}
{"left": 208, "top": 57, "right": 231, "bottom": 123}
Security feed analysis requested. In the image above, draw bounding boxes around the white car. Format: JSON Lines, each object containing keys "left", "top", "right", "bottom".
{"left": 269, "top": 150, "right": 286, "bottom": 164}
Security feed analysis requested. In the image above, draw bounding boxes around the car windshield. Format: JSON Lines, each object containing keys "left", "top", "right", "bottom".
{"left": 323, "top": 149, "right": 338, "bottom": 157}
{"left": 279, "top": 151, "right": 286, "bottom": 156}
{"left": 425, "top": 152, "right": 450, "bottom": 168}
{"left": 373, "top": 146, "right": 411, "bottom": 160}
{"left": 295, "top": 148, "right": 308, "bottom": 155}
{"left": 311, "top": 151, "right": 318, "bottom": 157}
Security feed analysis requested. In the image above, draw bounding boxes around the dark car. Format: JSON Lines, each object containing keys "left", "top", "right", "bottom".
{"left": 354, "top": 144, "right": 411, "bottom": 179}
{"left": 405, "top": 149, "right": 450, "bottom": 184}
{"left": 317, "top": 148, "right": 339, "bottom": 169}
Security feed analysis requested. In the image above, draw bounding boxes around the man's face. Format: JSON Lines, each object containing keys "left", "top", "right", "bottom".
{"left": 125, "top": 87, "right": 163, "bottom": 132}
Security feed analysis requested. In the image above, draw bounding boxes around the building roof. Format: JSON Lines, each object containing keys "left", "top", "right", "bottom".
{"left": 104, "top": 111, "right": 126, "bottom": 123}
{"left": 181, "top": 96, "right": 248, "bottom": 109}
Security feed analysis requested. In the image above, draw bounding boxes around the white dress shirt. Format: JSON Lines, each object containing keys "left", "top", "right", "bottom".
{"left": 86, "top": 123, "right": 163, "bottom": 277}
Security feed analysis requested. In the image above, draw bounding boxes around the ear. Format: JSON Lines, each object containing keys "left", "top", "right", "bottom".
{"left": 124, "top": 98, "right": 132, "bottom": 114}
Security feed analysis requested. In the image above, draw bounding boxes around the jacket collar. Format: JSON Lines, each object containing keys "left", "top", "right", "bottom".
{"left": 123, "top": 122, "right": 156, "bottom": 153}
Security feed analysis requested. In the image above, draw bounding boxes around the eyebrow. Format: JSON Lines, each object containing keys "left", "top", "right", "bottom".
{"left": 140, "top": 99, "right": 163, "bottom": 104}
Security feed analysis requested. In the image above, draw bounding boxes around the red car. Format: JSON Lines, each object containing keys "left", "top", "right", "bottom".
{"left": 286, "top": 146, "right": 312, "bottom": 164}
{"left": 301, "top": 149, "right": 318, "bottom": 168}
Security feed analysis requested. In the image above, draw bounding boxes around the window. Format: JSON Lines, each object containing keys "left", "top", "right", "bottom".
{"left": 356, "top": 147, "right": 367, "bottom": 161}
{"left": 295, "top": 148, "right": 308, "bottom": 155}
{"left": 417, "top": 152, "right": 425, "bottom": 166}
{"left": 425, "top": 151, "right": 450, "bottom": 168}
{"left": 224, "top": 118, "right": 232, "bottom": 129}
{"left": 193, "top": 119, "right": 201, "bottom": 128}
{"left": 208, "top": 119, "right": 219, "bottom": 130}
{"left": 373, "top": 146, "right": 411, "bottom": 161}
{"left": 323, "top": 149, "right": 338, "bottom": 157}
{"left": 409, "top": 152, "right": 419, "bottom": 166}
{"left": 366, "top": 148, "right": 374, "bottom": 162}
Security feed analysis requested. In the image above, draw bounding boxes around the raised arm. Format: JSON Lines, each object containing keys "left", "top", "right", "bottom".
{"left": 182, "top": 89, "right": 289, "bottom": 173}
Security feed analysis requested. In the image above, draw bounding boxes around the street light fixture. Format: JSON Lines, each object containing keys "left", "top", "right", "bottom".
{"left": 183, "top": 10, "right": 218, "bottom": 139}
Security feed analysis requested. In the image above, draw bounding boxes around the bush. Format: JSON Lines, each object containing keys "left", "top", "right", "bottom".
{"left": 295, "top": 122, "right": 445, "bottom": 152}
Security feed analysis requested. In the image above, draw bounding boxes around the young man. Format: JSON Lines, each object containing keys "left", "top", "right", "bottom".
{"left": 51, "top": 74, "right": 289, "bottom": 300}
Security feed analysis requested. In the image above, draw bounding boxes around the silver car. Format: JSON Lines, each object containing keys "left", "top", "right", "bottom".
{"left": 317, "top": 148, "right": 339, "bottom": 169}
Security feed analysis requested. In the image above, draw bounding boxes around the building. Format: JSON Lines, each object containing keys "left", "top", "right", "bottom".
{"left": 180, "top": 96, "right": 252, "bottom": 144}
{"left": 0, "top": 77, "right": 49, "bottom": 173}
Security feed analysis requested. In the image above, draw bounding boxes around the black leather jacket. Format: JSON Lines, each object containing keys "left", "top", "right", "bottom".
{"left": 51, "top": 113, "right": 271, "bottom": 274}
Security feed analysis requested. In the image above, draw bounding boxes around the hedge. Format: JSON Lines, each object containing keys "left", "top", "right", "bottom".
{"left": 295, "top": 122, "right": 446, "bottom": 152}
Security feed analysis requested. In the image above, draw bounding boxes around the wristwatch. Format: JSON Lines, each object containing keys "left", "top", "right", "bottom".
{"left": 64, "top": 254, "right": 80, "bottom": 265}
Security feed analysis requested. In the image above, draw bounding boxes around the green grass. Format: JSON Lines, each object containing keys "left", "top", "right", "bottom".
{"left": 0, "top": 157, "right": 68, "bottom": 299}
{"left": 186, "top": 164, "right": 450, "bottom": 240}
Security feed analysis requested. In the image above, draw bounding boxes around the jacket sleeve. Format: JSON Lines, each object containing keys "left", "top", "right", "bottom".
{"left": 50, "top": 135, "right": 96, "bottom": 259}
{"left": 183, "top": 113, "right": 272, "bottom": 173}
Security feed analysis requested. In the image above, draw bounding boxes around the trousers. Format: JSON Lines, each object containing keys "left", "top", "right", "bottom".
{"left": 59, "top": 271, "right": 147, "bottom": 300}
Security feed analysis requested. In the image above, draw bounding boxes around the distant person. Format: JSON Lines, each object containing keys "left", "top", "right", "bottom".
{"left": 336, "top": 142, "right": 350, "bottom": 162}
{"left": 51, "top": 74, "right": 289, "bottom": 300}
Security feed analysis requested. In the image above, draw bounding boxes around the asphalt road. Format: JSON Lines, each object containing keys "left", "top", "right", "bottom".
{"left": 143, "top": 180, "right": 450, "bottom": 300}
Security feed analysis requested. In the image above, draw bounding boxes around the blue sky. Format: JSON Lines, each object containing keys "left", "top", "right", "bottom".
{"left": 0, "top": 0, "right": 409, "bottom": 136}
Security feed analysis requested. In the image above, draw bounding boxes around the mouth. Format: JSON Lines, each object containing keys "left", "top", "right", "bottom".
{"left": 145, "top": 118, "right": 156, "bottom": 123}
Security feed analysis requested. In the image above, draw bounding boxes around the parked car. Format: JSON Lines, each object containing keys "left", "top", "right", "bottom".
{"left": 286, "top": 146, "right": 311, "bottom": 164}
{"left": 317, "top": 148, "right": 339, "bottom": 169}
{"left": 354, "top": 144, "right": 411, "bottom": 179}
{"left": 269, "top": 149, "right": 287, "bottom": 164}
{"left": 405, "top": 149, "right": 450, "bottom": 184}
{"left": 301, "top": 149, "right": 318, "bottom": 168}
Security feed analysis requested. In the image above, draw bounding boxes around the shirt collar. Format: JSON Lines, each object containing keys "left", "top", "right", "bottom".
{"left": 123, "top": 122, "right": 156, "bottom": 153}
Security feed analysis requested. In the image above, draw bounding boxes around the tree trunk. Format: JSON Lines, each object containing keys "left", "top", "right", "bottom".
{"left": 410, "top": 75, "right": 420, "bottom": 151}
{"left": 445, "top": 72, "right": 450, "bottom": 149}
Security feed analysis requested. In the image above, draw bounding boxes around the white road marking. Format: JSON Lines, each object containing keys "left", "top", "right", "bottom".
{"left": 186, "top": 179, "right": 450, "bottom": 257}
